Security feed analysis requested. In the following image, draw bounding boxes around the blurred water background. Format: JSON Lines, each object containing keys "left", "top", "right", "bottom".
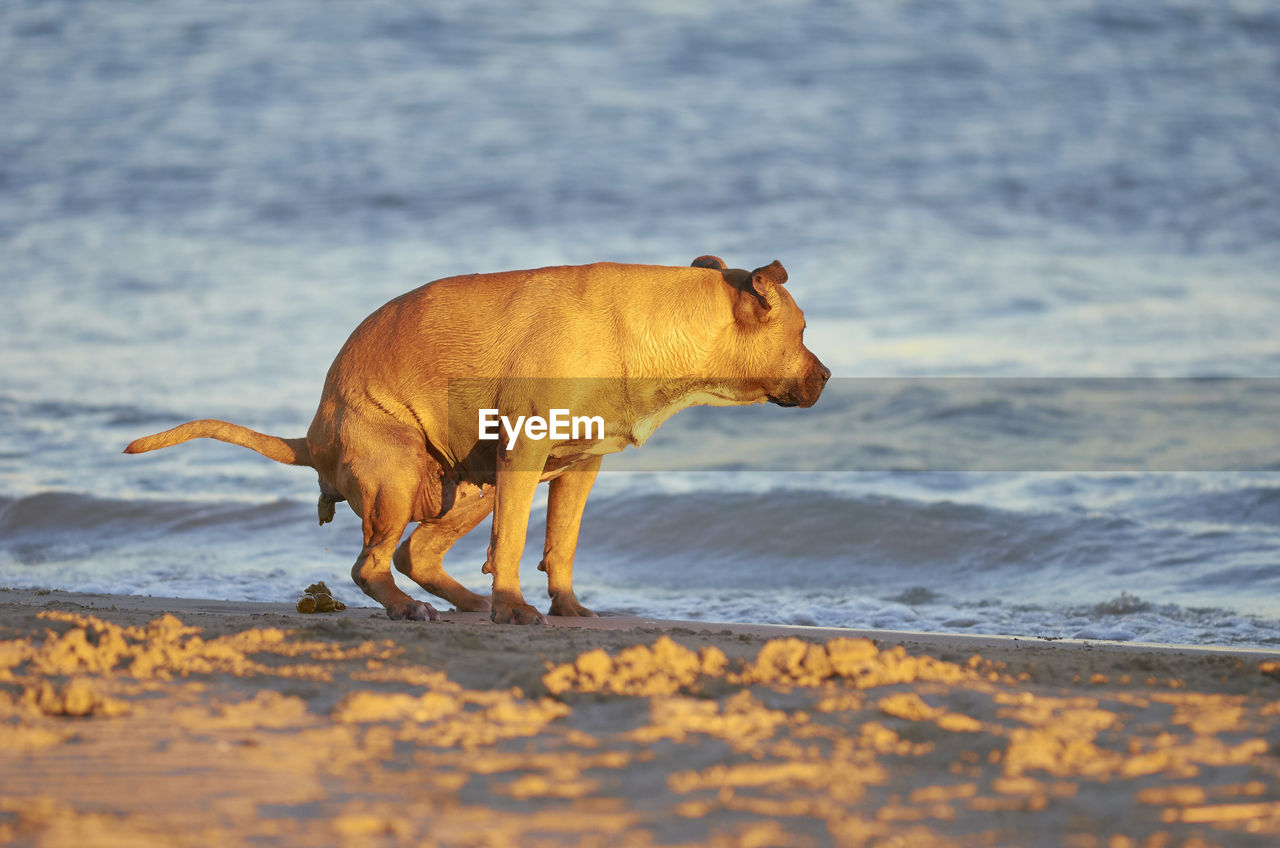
{"left": 2, "top": 0, "right": 1279, "bottom": 645}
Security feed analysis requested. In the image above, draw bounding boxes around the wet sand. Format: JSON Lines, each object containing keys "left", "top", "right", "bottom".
{"left": 1, "top": 587, "right": 1278, "bottom": 847}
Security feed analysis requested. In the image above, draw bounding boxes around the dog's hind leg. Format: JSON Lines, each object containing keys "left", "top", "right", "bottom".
{"left": 393, "top": 483, "right": 494, "bottom": 613}
{"left": 339, "top": 421, "right": 440, "bottom": 622}
{"left": 351, "top": 485, "right": 438, "bottom": 621}
{"left": 539, "top": 455, "right": 601, "bottom": 617}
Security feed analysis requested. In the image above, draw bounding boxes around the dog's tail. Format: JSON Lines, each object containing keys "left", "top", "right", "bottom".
{"left": 124, "top": 419, "right": 313, "bottom": 467}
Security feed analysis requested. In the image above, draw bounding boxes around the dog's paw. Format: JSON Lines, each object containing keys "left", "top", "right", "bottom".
{"left": 386, "top": 600, "right": 441, "bottom": 622}
{"left": 548, "top": 593, "right": 596, "bottom": 618}
{"left": 490, "top": 601, "right": 547, "bottom": 625}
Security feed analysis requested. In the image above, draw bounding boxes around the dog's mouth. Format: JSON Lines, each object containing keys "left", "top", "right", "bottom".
{"left": 768, "top": 362, "right": 831, "bottom": 409}
{"left": 767, "top": 373, "right": 828, "bottom": 409}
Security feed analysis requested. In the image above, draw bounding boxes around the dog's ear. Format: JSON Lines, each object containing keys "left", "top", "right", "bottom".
{"left": 691, "top": 255, "right": 727, "bottom": 270}
{"left": 745, "top": 260, "right": 788, "bottom": 310}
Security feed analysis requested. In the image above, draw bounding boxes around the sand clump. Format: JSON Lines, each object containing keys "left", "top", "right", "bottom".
{"left": 542, "top": 635, "right": 729, "bottom": 696}
{"left": 331, "top": 686, "right": 571, "bottom": 749}
{"left": 542, "top": 635, "right": 980, "bottom": 696}
{"left": 8, "top": 611, "right": 280, "bottom": 680}
{"left": 2, "top": 610, "right": 401, "bottom": 684}
{"left": 29, "top": 678, "right": 131, "bottom": 718}
{"left": 630, "top": 690, "right": 791, "bottom": 747}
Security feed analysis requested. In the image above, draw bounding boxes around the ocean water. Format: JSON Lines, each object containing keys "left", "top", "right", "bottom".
{"left": 2, "top": 0, "right": 1279, "bottom": 646}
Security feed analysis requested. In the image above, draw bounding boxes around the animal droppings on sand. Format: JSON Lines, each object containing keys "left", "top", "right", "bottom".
{"left": 296, "top": 581, "right": 346, "bottom": 614}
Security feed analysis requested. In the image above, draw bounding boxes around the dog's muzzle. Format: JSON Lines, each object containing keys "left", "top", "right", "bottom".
{"left": 767, "top": 359, "right": 831, "bottom": 409}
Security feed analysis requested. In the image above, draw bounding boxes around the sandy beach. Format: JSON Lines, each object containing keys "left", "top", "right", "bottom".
{"left": 0, "top": 588, "right": 1275, "bottom": 847}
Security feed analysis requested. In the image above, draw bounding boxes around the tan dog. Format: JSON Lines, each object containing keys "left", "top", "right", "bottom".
{"left": 126, "top": 257, "right": 829, "bottom": 624}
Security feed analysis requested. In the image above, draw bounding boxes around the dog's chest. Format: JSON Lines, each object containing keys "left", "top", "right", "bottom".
{"left": 629, "top": 390, "right": 741, "bottom": 446}
{"left": 542, "top": 390, "right": 742, "bottom": 472}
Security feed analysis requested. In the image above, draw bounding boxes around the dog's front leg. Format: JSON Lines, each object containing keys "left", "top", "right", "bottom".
{"left": 483, "top": 441, "right": 550, "bottom": 625}
{"left": 539, "top": 454, "right": 601, "bottom": 617}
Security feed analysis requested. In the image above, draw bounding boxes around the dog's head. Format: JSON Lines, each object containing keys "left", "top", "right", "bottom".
{"left": 695, "top": 256, "right": 831, "bottom": 408}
